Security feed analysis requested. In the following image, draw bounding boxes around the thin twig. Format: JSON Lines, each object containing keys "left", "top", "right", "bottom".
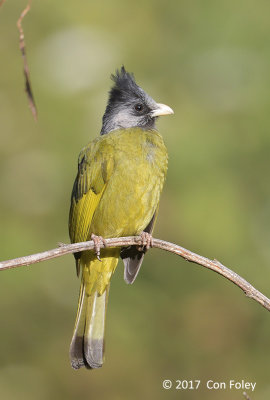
{"left": 0, "top": 236, "right": 269, "bottom": 312}
{"left": 17, "top": 0, "right": 37, "bottom": 120}
{"left": 243, "top": 392, "right": 252, "bottom": 400}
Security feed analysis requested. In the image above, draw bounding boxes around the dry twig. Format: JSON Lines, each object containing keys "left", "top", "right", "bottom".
{"left": 243, "top": 392, "right": 252, "bottom": 400}
{"left": 17, "top": 1, "right": 37, "bottom": 120}
{"left": 0, "top": 236, "right": 269, "bottom": 312}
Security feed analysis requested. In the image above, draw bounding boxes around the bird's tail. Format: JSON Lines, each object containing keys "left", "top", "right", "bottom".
{"left": 70, "top": 251, "right": 119, "bottom": 369}
{"left": 70, "top": 283, "right": 109, "bottom": 369}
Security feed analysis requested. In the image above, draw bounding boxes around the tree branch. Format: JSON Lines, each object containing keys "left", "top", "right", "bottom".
{"left": 17, "top": 0, "right": 37, "bottom": 120}
{"left": 0, "top": 236, "right": 269, "bottom": 312}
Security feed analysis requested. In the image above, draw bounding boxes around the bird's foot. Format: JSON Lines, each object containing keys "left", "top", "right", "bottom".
{"left": 137, "top": 232, "right": 153, "bottom": 252}
{"left": 91, "top": 234, "right": 107, "bottom": 261}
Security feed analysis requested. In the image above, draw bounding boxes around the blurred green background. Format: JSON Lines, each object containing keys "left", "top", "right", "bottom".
{"left": 0, "top": 1, "right": 270, "bottom": 399}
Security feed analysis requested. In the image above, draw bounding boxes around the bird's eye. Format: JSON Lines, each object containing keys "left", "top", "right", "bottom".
{"left": 134, "top": 103, "right": 144, "bottom": 112}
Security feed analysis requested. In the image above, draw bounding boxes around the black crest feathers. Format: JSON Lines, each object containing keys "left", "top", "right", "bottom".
{"left": 108, "top": 66, "right": 142, "bottom": 104}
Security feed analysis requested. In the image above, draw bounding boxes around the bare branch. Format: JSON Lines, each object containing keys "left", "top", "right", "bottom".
{"left": 0, "top": 236, "right": 269, "bottom": 312}
{"left": 243, "top": 392, "right": 252, "bottom": 400}
{"left": 17, "top": 1, "right": 37, "bottom": 120}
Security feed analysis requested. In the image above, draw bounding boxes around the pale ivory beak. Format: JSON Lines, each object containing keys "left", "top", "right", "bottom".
{"left": 151, "top": 103, "right": 174, "bottom": 117}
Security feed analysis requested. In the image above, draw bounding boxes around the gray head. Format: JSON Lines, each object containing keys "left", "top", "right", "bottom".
{"left": 100, "top": 66, "right": 173, "bottom": 135}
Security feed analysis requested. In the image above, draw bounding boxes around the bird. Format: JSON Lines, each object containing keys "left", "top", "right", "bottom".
{"left": 69, "top": 66, "right": 173, "bottom": 369}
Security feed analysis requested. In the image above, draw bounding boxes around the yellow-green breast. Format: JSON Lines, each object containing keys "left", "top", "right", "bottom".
{"left": 89, "top": 127, "right": 167, "bottom": 238}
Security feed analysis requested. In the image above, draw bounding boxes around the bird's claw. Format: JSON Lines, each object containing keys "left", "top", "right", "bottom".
{"left": 91, "top": 234, "right": 107, "bottom": 261}
{"left": 137, "top": 232, "right": 153, "bottom": 251}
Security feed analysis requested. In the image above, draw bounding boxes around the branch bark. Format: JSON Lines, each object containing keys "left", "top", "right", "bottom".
{"left": 17, "top": 0, "right": 37, "bottom": 120}
{"left": 0, "top": 236, "right": 269, "bottom": 312}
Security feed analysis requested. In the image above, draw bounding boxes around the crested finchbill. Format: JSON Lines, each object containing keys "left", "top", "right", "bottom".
{"left": 69, "top": 66, "right": 173, "bottom": 369}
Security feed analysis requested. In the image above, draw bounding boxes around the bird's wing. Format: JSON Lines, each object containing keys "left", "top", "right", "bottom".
{"left": 121, "top": 209, "right": 158, "bottom": 284}
{"left": 69, "top": 139, "right": 114, "bottom": 275}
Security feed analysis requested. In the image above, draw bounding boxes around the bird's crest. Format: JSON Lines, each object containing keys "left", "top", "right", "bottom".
{"left": 111, "top": 66, "right": 137, "bottom": 91}
{"left": 108, "top": 66, "right": 142, "bottom": 103}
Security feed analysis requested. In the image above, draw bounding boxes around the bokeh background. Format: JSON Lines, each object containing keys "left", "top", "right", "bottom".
{"left": 0, "top": 1, "right": 270, "bottom": 399}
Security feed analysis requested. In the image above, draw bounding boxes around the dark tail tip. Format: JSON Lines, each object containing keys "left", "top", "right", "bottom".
{"left": 70, "top": 336, "right": 104, "bottom": 370}
{"left": 84, "top": 339, "right": 104, "bottom": 369}
{"left": 70, "top": 335, "right": 86, "bottom": 370}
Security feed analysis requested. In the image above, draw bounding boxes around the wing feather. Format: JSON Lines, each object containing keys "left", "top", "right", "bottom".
{"left": 69, "top": 139, "right": 113, "bottom": 273}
